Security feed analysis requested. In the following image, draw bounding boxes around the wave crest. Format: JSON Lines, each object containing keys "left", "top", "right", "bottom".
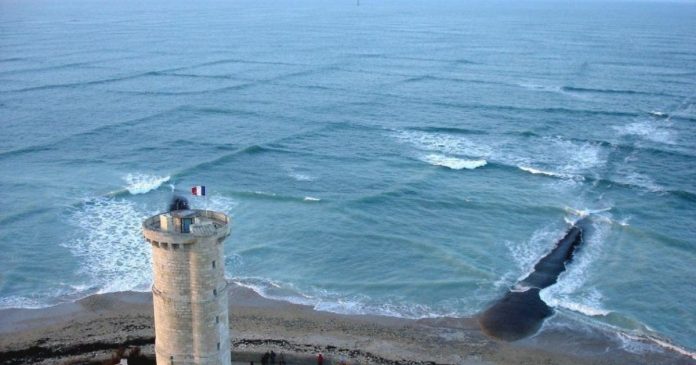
{"left": 123, "top": 173, "right": 170, "bottom": 195}
{"left": 423, "top": 154, "right": 487, "bottom": 170}
{"left": 518, "top": 166, "right": 577, "bottom": 179}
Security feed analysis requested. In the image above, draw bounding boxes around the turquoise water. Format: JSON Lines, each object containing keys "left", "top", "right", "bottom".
{"left": 1, "top": 0, "right": 695, "bottom": 356}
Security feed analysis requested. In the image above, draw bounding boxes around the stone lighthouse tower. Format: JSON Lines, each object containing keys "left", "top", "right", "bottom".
{"left": 142, "top": 205, "right": 231, "bottom": 365}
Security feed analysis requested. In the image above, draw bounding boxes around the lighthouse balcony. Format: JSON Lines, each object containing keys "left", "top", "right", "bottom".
{"left": 143, "top": 209, "right": 230, "bottom": 243}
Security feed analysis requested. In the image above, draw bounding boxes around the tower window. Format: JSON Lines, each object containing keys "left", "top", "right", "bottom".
{"left": 217, "top": 342, "right": 220, "bottom": 350}
{"left": 216, "top": 315, "right": 219, "bottom": 324}
{"left": 213, "top": 289, "right": 217, "bottom": 296}
{"left": 212, "top": 260, "right": 216, "bottom": 268}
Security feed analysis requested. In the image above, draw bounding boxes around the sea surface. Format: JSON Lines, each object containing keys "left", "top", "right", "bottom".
{"left": 1, "top": 0, "right": 695, "bottom": 357}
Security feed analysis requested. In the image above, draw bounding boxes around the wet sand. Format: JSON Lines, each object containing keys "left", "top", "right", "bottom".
{"left": 0, "top": 283, "right": 692, "bottom": 365}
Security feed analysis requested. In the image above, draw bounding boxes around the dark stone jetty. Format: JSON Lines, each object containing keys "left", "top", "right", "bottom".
{"left": 478, "top": 219, "right": 587, "bottom": 341}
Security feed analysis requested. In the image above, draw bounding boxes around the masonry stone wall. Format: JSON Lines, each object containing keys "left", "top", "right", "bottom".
{"left": 143, "top": 210, "right": 231, "bottom": 365}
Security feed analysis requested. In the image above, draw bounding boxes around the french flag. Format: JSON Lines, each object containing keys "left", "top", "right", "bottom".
{"left": 191, "top": 185, "right": 206, "bottom": 196}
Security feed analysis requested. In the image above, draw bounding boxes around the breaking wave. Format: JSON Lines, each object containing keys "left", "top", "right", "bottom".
{"left": 0, "top": 295, "right": 51, "bottom": 309}
{"left": 504, "top": 213, "right": 614, "bottom": 320}
{"left": 540, "top": 217, "right": 611, "bottom": 323}
{"left": 123, "top": 173, "right": 170, "bottom": 195}
{"left": 394, "top": 130, "right": 493, "bottom": 157}
{"left": 553, "top": 290, "right": 612, "bottom": 317}
{"left": 65, "top": 198, "right": 153, "bottom": 294}
{"left": 395, "top": 129, "right": 605, "bottom": 178}
{"left": 230, "top": 190, "right": 324, "bottom": 204}
{"left": 505, "top": 223, "right": 567, "bottom": 283}
{"left": 646, "top": 337, "right": 696, "bottom": 360}
{"left": 423, "top": 154, "right": 487, "bottom": 170}
{"left": 206, "top": 194, "right": 238, "bottom": 214}
{"left": 231, "top": 277, "right": 461, "bottom": 319}
{"left": 614, "top": 326, "right": 696, "bottom": 360}
{"left": 0, "top": 283, "right": 100, "bottom": 310}
{"left": 614, "top": 120, "right": 675, "bottom": 145}
{"left": 518, "top": 166, "right": 576, "bottom": 179}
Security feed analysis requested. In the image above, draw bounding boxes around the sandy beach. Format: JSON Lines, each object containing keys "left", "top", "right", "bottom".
{"left": 0, "top": 283, "right": 692, "bottom": 365}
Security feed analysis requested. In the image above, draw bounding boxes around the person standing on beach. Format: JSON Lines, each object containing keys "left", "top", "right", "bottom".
{"left": 270, "top": 350, "right": 276, "bottom": 364}
{"left": 278, "top": 353, "right": 286, "bottom": 365}
{"left": 317, "top": 353, "right": 324, "bottom": 365}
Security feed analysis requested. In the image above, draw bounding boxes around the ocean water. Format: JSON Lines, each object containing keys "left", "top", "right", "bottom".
{"left": 1, "top": 0, "right": 695, "bottom": 357}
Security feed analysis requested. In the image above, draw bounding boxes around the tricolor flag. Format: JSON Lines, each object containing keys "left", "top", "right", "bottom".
{"left": 191, "top": 185, "right": 206, "bottom": 196}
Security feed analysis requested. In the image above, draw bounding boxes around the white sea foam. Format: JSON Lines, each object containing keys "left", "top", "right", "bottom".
{"left": 395, "top": 130, "right": 492, "bottom": 157}
{"left": 648, "top": 110, "right": 668, "bottom": 118}
{"left": 312, "top": 295, "right": 453, "bottom": 319}
{"left": 123, "top": 173, "right": 170, "bottom": 195}
{"left": 232, "top": 277, "right": 316, "bottom": 307}
{"left": 518, "top": 165, "right": 576, "bottom": 179}
{"left": 648, "top": 336, "right": 696, "bottom": 360}
{"left": 505, "top": 225, "right": 565, "bottom": 282}
{"left": 0, "top": 283, "right": 100, "bottom": 310}
{"left": 617, "top": 332, "right": 696, "bottom": 360}
{"left": 290, "top": 172, "right": 314, "bottom": 182}
{"left": 233, "top": 277, "right": 284, "bottom": 292}
{"left": 205, "top": 194, "right": 238, "bottom": 214}
{"left": 423, "top": 154, "right": 487, "bottom": 170}
{"left": 563, "top": 207, "right": 611, "bottom": 223}
{"left": 395, "top": 130, "right": 606, "bottom": 180}
{"left": 492, "top": 272, "right": 516, "bottom": 290}
{"left": 303, "top": 196, "right": 321, "bottom": 202}
{"left": 323, "top": 301, "right": 443, "bottom": 318}
{"left": 614, "top": 120, "right": 675, "bottom": 145}
{"left": 232, "top": 277, "right": 459, "bottom": 319}
{"left": 0, "top": 295, "right": 47, "bottom": 309}
{"left": 507, "top": 137, "right": 603, "bottom": 177}
{"left": 577, "top": 212, "right": 630, "bottom": 227}
{"left": 65, "top": 198, "right": 153, "bottom": 294}
{"left": 506, "top": 214, "right": 614, "bottom": 320}
{"left": 510, "top": 284, "right": 532, "bottom": 293}
{"left": 554, "top": 138, "right": 605, "bottom": 174}
{"left": 556, "top": 297, "right": 611, "bottom": 317}
{"left": 518, "top": 165, "right": 557, "bottom": 177}
{"left": 503, "top": 137, "right": 604, "bottom": 181}
{"left": 540, "top": 219, "right": 611, "bottom": 322}
{"left": 616, "top": 332, "right": 658, "bottom": 355}
{"left": 622, "top": 171, "right": 664, "bottom": 193}
{"left": 283, "top": 165, "right": 315, "bottom": 182}
{"left": 615, "top": 217, "right": 631, "bottom": 227}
